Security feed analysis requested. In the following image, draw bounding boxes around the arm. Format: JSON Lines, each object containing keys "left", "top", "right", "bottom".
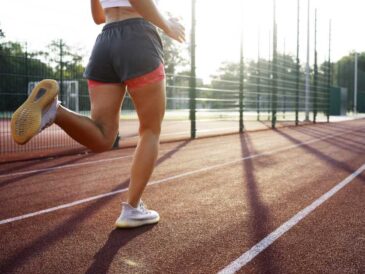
{"left": 129, "top": 0, "right": 185, "bottom": 42}
{"left": 90, "top": 0, "right": 106, "bottom": 24}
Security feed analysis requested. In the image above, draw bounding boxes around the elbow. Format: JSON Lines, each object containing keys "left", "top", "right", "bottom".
{"left": 93, "top": 16, "right": 105, "bottom": 25}
{"left": 94, "top": 19, "right": 105, "bottom": 25}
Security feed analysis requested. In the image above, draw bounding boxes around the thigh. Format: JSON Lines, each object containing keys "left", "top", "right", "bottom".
{"left": 127, "top": 80, "right": 166, "bottom": 133}
{"left": 89, "top": 83, "right": 126, "bottom": 137}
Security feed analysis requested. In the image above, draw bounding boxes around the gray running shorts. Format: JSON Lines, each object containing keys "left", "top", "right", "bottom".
{"left": 84, "top": 18, "right": 164, "bottom": 83}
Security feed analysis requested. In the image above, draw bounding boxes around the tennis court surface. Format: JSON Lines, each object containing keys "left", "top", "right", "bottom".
{"left": 0, "top": 119, "right": 364, "bottom": 273}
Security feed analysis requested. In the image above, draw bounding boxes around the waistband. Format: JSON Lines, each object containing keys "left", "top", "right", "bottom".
{"left": 102, "top": 18, "right": 153, "bottom": 31}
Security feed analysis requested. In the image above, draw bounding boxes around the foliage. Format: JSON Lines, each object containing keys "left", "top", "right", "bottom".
{"left": 1, "top": 21, "right": 364, "bottom": 113}
{"left": 159, "top": 31, "right": 189, "bottom": 75}
{"left": 0, "top": 37, "right": 86, "bottom": 111}
{"left": 333, "top": 51, "right": 365, "bottom": 109}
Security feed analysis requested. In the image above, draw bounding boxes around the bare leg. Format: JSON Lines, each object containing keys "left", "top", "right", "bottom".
{"left": 55, "top": 84, "right": 126, "bottom": 152}
{"left": 126, "top": 80, "right": 166, "bottom": 207}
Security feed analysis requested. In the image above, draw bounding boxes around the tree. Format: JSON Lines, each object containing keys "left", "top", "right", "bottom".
{"left": 209, "top": 54, "right": 306, "bottom": 112}
{"left": 334, "top": 51, "right": 365, "bottom": 110}
{"left": 158, "top": 29, "right": 189, "bottom": 109}
{"left": 0, "top": 41, "right": 54, "bottom": 111}
{"left": 0, "top": 36, "right": 87, "bottom": 112}
{"left": 33, "top": 39, "right": 84, "bottom": 78}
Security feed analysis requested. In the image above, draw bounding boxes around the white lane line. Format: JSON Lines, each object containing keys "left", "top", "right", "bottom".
{"left": 1, "top": 126, "right": 358, "bottom": 179}
{"left": 0, "top": 129, "right": 356, "bottom": 226}
{"left": 217, "top": 163, "right": 365, "bottom": 274}
{"left": 0, "top": 139, "right": 224, "bottom": 178}
{"left": 0, "top": 155, "right": 133, "bottom": 179}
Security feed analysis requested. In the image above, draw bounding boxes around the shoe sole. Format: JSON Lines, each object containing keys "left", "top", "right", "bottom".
{"left": 115, "top": 215, "right": 160, "bottom": 229}
{"left": 11, "top": 79, "right": 59, "bottom": 145}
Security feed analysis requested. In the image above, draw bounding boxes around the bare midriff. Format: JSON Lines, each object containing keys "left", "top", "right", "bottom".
{"left": 104, "top": 7, "right": 142, "bottom": 23}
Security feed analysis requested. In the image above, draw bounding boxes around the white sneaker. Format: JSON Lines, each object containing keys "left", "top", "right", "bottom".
{"left": 115, "top": 200, "right": 160, "bottom": 228}
{"left": 11, "top": 79, "right": 59, "bottom": 145}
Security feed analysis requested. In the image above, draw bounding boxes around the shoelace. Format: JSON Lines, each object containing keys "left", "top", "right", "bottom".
{"left": 138, "top": 201, "right": 150, "bottom": 214}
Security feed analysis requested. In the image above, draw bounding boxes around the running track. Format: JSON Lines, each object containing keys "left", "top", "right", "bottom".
{"left": 0, "top": 119, "right": 364, "bottom": 273}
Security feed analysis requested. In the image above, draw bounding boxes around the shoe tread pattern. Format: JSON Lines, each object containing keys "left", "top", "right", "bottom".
{"left": 11, "top": 79, "right": 59, "bottom": 145}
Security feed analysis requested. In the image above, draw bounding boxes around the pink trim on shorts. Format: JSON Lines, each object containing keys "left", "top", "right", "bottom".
{"left": 87, "top": 80, "right": 121, "bottom": 89}
{"left": 125, "top": 63, "right": 165, "bottom": 89}
{"left": 87, "top": 64, "right": 165, "bottom": 90}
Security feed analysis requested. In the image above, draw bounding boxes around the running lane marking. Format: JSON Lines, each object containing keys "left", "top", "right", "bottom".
{"left": 1, "top": 126, "right": 357, "bottom": 179}
{"left": 217, "top": 162, "right": 365, "bottom": 274}
{"left": 0, "top": 155, "right": 133, "bottom": 179}
{"left": 0, "top": 129, "right": 361, "bottom": 225}
{"left": 0, "top": 140, "right": 215, "bottom": 178}
{"left": 0, "top": 138, "right": 234, "bottom": 178}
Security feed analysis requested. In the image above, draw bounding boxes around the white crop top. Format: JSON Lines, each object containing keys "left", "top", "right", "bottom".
{"left": 100, "top": 0, "right": 159, "bottom": 9}
{"left": 100, "top": 0, "right": 131, "bottom": 9}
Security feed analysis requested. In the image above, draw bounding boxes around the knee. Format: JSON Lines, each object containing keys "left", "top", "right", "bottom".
{"left": 139, "top": 124, "right": 161, "bottom": 138}
{"left": 90, "top": 136, "right": 116, "bottom": 153}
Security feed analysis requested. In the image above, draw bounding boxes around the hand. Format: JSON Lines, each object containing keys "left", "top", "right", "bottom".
{"left": 164, "top": 18, "right": 185, "bottom": 43}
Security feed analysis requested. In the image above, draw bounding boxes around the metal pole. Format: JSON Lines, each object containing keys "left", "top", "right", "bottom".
{"left": 327, "top": 20, "right": 332, "bottom": 123}
{"left": 268, "top": 30, "right": 271, "bottom": 120}
{"left": 305, "top": 0, "right": 310, "bottom": 121}
{"left": 189, "top": 0, "right": 196, "bottom": 138}
{"left": 60, "top": 39, "right": 64, "bottom": 100}
{"left": 25, "top": 42, "right": 29, "bottom": 93}
{"left": 239, "top": 22, "right": 244, "bottom": 132}
{"left": 295, "top": 0, "right": 300, "bottom": 125}
{"left": 313, "top": 9, "right": 318, "bottom": 123}
{"left": 257, "top": 29, "right": 261, "bottom": 121}
{"left": 271, "top": 0, "right": 278, "bottom": 128}
{"left": 354, "top": 52, "right": 358, "bottom": 115}
{"left": 283, "top": 38, "right": 286, "bottom": 119}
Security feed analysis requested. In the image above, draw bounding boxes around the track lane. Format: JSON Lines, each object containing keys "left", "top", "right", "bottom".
{"left": 238, "top": 175, "right": 365, "bottom": 274}
{"left": 1, "top": 121, "right": 363, "bottom": 221}
{"left": 0, "top": 119, "right": 364, "bottom": 273}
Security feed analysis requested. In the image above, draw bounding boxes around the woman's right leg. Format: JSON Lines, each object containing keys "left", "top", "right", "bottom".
{"left": 114, "top": 80, "right": 165, "bottom": 228}
{"left": 55, "top": 83, "right": 126, "bottom": 152}
{"left": 126, "top": 80, "right": 166, "bottom": 207}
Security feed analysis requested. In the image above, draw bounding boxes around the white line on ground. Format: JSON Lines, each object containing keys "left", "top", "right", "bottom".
{"left": 0, "top": 129, "right": 358, "bottom": 225}
{"left": 1, "top": 126, "right": 358, "bottom": 179}
{"left": 0, "top": 155, "right": 133, "bottom": 179}
{"left": 217, "top": 163, "right": 365, "bottom": 274}
{"left": 0, "top": 138, "right": 233, "bottom": 178}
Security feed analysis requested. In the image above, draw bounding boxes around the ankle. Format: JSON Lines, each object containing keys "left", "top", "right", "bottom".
{"left": 127, "top": 200, "right": 140, "bottom": 208}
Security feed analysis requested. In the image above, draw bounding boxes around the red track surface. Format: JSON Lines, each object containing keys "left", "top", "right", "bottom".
{"left": 0, "top": 118, "right": 316, "bottom": 162}
{"left": 0, "top": 119, "right": 364, "bottom": 273}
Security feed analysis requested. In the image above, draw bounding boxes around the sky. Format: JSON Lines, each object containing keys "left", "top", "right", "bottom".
{"left": 0, "top": 0, "right": 364, "bottom": 81}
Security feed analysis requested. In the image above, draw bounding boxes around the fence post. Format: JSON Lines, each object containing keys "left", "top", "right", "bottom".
{"left": 295, "top": 0, "right": 300, "bottom": 125}
{"left": 25, "top": 43, "right": 29, "bottom": 93}
{"left": 239, "top": 24, "right": 244, "bottom": 132}
{"left": 257, "top": 38, "right": 261, "bottom": 121}
{"left": 327, "top": 20, "right": 332, "bottom": 123}
{"left": 189, "top": 0, "right": 196, "bottom": 138}
{"left": 59, "top": 39, "right": 64, "bottom": 101}
{"left": 313, "top": 9, "right": 318, "bottom": 123}
{"left": 271, "top": 0, "right": 278, "bottom": 128}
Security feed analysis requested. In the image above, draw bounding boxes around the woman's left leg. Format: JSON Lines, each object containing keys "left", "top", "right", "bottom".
{"left": 55, "top": 83, "right": 126, "bottom": 152}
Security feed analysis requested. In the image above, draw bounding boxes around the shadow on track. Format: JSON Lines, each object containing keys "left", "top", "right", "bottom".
{"left": 292, "top": 126, "right": 365, "bottom": 153}
{"left": 0, "top": 140, "right": 191, "bottom": 274}
{"left": 0, "top": 153, "right": 96, "bottom": 189}
{"left": 85, "top": 226, "right": 156, "bottom": 274}
{"left": 273, "top": 128, "right": 365, "bottom": 181}
{"left": 240, "top": 133, "right": 281, "bottom": 273}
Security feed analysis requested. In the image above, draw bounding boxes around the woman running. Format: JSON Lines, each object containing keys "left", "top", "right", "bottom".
{"left": 11, "top": 0, "right": 185, "bottom": 228}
